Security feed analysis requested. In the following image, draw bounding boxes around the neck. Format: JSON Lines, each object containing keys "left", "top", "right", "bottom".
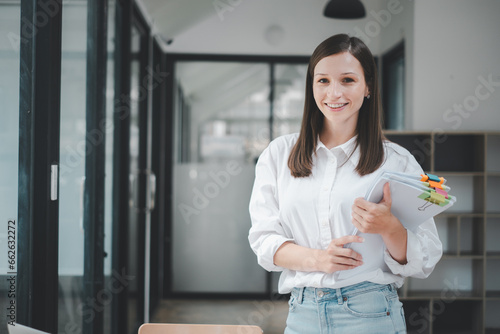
{"left": 320, "top": 122, "right": 356, "bottom": 149}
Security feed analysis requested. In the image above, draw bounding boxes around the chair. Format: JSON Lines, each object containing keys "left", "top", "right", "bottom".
{"left": 138, "top": 323, "right": 263, "bottom": 334}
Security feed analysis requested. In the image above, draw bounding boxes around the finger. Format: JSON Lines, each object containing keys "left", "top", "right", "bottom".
{"left": 351, "top": 216, "right": 363, "bottom": 231}
{"left": 353, "top": 197, "right": 369, "bottom": 210}
{"left": 380, "top": 182, "right": 392, "bottom": 206}
{"left": 354, "top": 197, "right": 377, "bottom": 212}
{"left": 326, "top": 247, "right": 363, "bottom": 264}
{"left": 335, "top": 256, "right": 363, "bottom": 267}
{"left": 351, "top": 210, "right": 364, "bottom": 222}
{"left": 351, "top": 204, "right": 364, "bottom": 217}
{"left": 332, "top": 235, "right": 365, "bottom": 247}
{"left": 337, "top": 247, "right": 363, "bottom": 261}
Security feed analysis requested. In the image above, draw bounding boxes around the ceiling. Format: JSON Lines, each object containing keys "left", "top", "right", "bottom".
{"left": 135, "top": 0, "right": 391, "bottom": 55}
{"left": 137, "top": 0, "right": 217, "bottom": 42}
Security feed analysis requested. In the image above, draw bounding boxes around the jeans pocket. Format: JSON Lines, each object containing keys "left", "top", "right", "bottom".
{"left": 389, "top": 296, "right": 407, "bottom": 333}
{"left": 343, "top": 288, "right": 390, "bottom": 318}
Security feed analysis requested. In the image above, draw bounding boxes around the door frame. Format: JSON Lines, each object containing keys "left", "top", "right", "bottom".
{"left": 17, "top": 1, "right": 63, "bottom": 332}
{"left": 128, "top": 3, "right": 152, "bottom": 331}
{"left": 111, "top": 0, "right": 132, "bottom": 333}
{"left": 163, "top": 53, "right": 309, "bottom": 300}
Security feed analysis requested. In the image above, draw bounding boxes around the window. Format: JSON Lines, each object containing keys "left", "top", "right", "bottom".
{"left": 382, "top": 41, "right": 405, "bottom": 130}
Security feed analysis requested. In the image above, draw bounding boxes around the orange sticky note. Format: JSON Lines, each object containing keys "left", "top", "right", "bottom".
{"left": 429, "top": 180, "right": 443, "bottom": 189}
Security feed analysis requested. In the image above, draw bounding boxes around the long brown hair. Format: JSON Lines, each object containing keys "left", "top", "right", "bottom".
{"left": 288, "top": 34, "right": 384, "bottom": 177}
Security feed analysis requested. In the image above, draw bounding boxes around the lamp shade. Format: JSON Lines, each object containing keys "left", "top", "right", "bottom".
{"left": 323, "top": 0, "right": 366, "bottom": 19}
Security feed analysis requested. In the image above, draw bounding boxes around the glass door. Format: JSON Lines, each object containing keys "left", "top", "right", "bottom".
{"left": 58, "top": 2, "right": 115, "bottom": 332}
{"left": 127, "top": 18, "right": 152, "bottom": 331}
{"left": 273, "top": 63, "right": 308, "bottom": 138}
{"left": 171, "top": 61, "right": 271, "bottom": 295}
{"left": 0, "top": 2, "right": 20, "bottom": 331}
{"left": 127, "top": 48, "right": 141, "bottom": 331}
{"left": 270, "top": 63, "right": 307, "bottom": 293}
{"left": 57, "top": 3, "right": 88, "bottom": 332}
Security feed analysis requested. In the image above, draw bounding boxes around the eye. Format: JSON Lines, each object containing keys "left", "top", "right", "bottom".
{"left": 317, "top": 78, "right": 329, "bottom": 84}
{"left": 342, "top": 77, "right": 355, "bottom": 83}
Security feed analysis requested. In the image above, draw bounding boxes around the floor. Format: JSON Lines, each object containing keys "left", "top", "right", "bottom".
{"left": 152, "top": 298, "right": 289, "bottom": 334}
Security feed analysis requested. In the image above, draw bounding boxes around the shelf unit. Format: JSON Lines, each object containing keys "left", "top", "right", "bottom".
{"left": 384, "top": 131, "right": 500, "bottom": 334}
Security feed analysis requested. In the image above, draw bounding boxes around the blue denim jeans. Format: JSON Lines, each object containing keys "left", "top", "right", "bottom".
{"left": 285, "top": 281, "right": 406, "bottom": 334}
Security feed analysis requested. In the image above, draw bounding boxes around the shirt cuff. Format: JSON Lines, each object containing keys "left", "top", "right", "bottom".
{"left": 384, "top": 229, "right": 424, "bottom": 277}
{"left": 255, "top": 234, "right": 294, "bottom": 272}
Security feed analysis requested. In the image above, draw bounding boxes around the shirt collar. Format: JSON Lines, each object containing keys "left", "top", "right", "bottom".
{"left": 316, "top": 135, "right": 360, "bottom": 166}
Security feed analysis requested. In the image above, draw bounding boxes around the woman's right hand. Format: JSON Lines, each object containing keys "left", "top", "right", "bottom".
{"left": 316, "top": 235, "right": 364, "bottom": 274}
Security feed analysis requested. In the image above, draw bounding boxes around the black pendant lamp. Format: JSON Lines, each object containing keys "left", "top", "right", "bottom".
{"left": 323, "top": 0, "right": 366, "bottom": 19}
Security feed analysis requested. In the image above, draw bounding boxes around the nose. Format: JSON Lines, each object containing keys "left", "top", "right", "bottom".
{"left": 327, "top": 81, "right": 342, "bottom": 99}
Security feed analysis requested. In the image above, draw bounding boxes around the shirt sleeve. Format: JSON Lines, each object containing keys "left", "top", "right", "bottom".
{"left": 248, "top": 143, "right": 294, "bottom": 272}
{"left": 384, "top": 218, "right": 443, "bottom": 278}
{"left": 383, "top": 150, "right": 443, "bottom": 277}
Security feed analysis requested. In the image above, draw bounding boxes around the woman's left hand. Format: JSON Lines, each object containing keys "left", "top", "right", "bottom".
{"left": 351, "top": 182, "right": 401, "bottom": 237}
{"left": 351, "top": 182, "right": 408, "bottom": 264}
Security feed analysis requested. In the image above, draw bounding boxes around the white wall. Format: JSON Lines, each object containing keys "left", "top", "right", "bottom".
{"left": 412, "top": 0, "right": 500, "bottom": 131}
{"left": 161, "top": 0, "right": 388, "bottom": 56}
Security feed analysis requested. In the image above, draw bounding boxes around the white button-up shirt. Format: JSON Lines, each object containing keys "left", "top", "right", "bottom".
{"left": 248, "top": 133, "right": 443, "bottom": 294}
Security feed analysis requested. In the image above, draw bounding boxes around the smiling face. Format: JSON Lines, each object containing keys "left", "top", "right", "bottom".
{"left": 313, "top": 52, "right": 370, "bottom": 135}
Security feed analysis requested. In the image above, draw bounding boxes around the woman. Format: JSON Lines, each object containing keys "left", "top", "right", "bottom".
{"left": 248, "top": 34, "right": 442, "bottom": 333}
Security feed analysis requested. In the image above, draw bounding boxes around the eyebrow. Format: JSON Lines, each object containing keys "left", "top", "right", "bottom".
{"left": 314, "top": 72, "right": 359, "bottom": 76}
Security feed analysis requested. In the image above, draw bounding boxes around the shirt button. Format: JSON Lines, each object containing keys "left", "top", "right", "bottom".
{"left": 318, "top": 291, "right": 324, "bottom": 297}
{"left": 322, "top": 219, "right": 328, "bottom": 226}
{"left": 323, "top": 186, "right": 329, "bottom": 192}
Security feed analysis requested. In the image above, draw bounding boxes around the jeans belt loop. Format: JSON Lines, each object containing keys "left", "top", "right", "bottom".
{"left": 297, "top": 287, "right": 305, "bottom": 305}
{"left": 336, "top": 288, "right": 343, "bottom": 305}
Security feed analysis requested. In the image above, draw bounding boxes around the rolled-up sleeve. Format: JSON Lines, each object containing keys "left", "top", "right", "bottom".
{"left": 383, "top": 151, "right": 444, "bottom": 278}
{"left": 248, "top": 145, "right": 294, "bottom": 272}
{"left": 384, "top": 218, "right": 443, "bottom": 278}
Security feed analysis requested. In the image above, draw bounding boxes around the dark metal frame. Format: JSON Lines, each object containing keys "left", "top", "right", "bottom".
{"left": 17, "top": 0, "right": 63, "bottom": 332}
{"left": 83, "top": 0, "right": 109, "bottom": 333}
{"left": 130, "top": 2, "right": 151, "bottom": 330}
{"left": 111, "top": 0, "right": 132, "bottom": 333}
{"left": 163, "top": 53, "right": 309, "bottom": 299}
{"left": 162, "top": 54, "right": 175, "bottom": 299}
{"left": 149, "top": 36, "right": 168, "bottom": 318}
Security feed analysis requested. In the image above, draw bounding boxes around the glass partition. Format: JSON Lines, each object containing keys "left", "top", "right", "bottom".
{"left": 271, "top": 63, "right": 308, "bottom": 293}
{"left": 273, "top": 63, "right": 307, "bottom": 139}
{"left": 127, "top": 25, "right": 142, "bottom": 332}
{"left": 58, "top": 2, "right": 116, "bottom": 332}
{"left": 0, "top": 3, "right": 20, "bottom": 331}
{"left": 57, "top": 3, "right": 88, "bottom": 332}
{"left": 172, "top": 61, "right": 271, "bottom": 293}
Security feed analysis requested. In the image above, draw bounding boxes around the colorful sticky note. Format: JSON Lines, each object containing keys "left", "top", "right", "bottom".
{"left": 430, "top": 191, "right": 446, "bottom": 204}
{"left": 426, "top": 173, "right": 442, "bottom": 183}
{"left": 435, "top": 188, "right": 449, "bottom": 198}
{"left": 429, "top": 180, "right": 444, "bottom": 189}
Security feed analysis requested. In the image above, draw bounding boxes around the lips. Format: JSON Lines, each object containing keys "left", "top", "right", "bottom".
{"left": 325, "top": 102, "right": 348, "bottom": 110}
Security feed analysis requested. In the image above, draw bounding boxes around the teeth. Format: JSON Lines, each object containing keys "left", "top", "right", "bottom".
{"left": 327, "top": 103, "right": 347, "bottom": 108}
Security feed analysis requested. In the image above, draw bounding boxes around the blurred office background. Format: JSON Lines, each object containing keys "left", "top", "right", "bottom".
{"left": 0, "top": 1, "right": 499, "bottom": 333}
